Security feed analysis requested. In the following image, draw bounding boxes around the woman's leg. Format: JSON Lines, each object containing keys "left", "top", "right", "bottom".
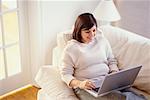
{"left": 120, "top": 88, "right": 147, "bottom": 100}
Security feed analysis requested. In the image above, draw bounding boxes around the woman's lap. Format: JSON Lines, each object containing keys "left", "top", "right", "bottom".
{"left": 74, "top": 88, "right": 126, "bottom": 100}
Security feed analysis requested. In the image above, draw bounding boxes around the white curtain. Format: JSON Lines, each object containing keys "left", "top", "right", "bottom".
{"left": 26, "top": 1, "right": 45, "bottom": 84}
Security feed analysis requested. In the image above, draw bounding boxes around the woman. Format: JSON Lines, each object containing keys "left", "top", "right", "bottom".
{"left": 59, "top": 13, "right": 146, "bottom": 100}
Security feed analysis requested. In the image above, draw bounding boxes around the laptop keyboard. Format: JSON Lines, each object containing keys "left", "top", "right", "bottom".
{"left": 92, "top": 87, "right": 100, "bottom": 92}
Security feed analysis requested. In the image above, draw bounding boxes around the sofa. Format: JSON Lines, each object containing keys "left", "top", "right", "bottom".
{"left": 35, "top": 25, "right": 150, "bottom": 100}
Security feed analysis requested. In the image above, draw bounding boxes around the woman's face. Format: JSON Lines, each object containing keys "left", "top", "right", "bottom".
{"left": 81, "top": 25, "right": 97, "bottom": 44}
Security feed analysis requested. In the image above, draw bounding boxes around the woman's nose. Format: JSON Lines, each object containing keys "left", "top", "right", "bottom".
{"left": 89, "top": 31, "right": 94, "bottom": 36}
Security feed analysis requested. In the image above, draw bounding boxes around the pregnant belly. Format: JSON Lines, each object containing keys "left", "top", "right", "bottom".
{"left": 75, "top": 63, "right": 109, "bottom": 79}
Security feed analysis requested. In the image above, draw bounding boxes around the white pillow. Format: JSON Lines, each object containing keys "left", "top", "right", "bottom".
{"left": 35, "top": 65, "right": 78, "bottom": 100}
{"left": 57, "top": 30, "right": 72, "bottom": 48}
{"left": 52, "top": 30, "right": 73, "bottom": 69}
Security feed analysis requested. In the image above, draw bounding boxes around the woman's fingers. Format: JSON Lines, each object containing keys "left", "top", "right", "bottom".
{"left": 85, "top": 81, "right": 96, "bottom": 90}
{"left": 79, "top": 80, "right": 96, "bottom": 90}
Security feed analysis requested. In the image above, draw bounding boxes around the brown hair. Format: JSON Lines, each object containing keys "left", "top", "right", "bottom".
{"left": 72, "top": 13, "right": 97, "bottom": 43}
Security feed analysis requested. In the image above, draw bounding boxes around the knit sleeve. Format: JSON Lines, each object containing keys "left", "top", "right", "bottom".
{"left": 59, "top": 47, "right": 76, "bottom": 87}
{"left": 105, "top": 39, "right": 119, "bottom": 72}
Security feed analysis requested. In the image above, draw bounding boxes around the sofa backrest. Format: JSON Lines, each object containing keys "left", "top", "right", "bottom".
{"left": 53, "top": 25, "right": 150, "bottom": 94}
{"left": 101, "top": 26, "right": 150, "bottom": 94}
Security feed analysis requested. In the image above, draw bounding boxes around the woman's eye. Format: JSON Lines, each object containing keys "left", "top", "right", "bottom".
{"left": 93, "top": 29, "right": 96, "bottom": 32}
{"left": 85, "top": 31, "right": 90, "bottom": 33}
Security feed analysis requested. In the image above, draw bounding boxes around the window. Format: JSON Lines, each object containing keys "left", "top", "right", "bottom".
{"left": 0, "top": 1, "right": 31, "bottom": 95}
{"left": 0, "top": 0, "right": 21, "bottom": 80}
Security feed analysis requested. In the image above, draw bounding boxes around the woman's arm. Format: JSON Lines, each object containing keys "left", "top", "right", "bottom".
{"left": 105, "top": 39, "right": 119, "bottom": 72}
{"left": 60, "top": 46, "right": 95, "bottom": 89}
{"left": 59, "top": 49, "right": 75, "bottom": 87}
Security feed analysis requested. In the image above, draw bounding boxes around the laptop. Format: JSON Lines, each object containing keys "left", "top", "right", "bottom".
{"left": 84, "top": 65, "right": 142, "bottom": 97}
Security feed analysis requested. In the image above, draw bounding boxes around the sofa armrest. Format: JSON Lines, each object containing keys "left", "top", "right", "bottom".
{"left": 35, "top": 65, "right": 54, "bottom": 87}
{"left": 35, "top": 65, "right": 78, "bottom": 100}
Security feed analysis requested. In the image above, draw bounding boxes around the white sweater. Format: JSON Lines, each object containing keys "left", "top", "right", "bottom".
{"left": 60, "top": 33, "right": 118, "bottom": 86}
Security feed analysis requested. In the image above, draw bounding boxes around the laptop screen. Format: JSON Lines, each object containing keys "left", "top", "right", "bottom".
{"left": 98, "top": 66, "right": 142, "bottom": 95}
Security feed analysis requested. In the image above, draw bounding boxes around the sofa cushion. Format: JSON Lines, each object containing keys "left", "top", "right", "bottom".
{"left": 35, "top": 65, "right": 78, "bottom": 100}
{"left": 101, "top": 25, "right": 150, "bottom": 94}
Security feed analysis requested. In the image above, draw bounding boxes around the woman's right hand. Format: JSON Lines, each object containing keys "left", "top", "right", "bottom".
{"left": 79, "top": 80, "right": 96, "bottom": 90}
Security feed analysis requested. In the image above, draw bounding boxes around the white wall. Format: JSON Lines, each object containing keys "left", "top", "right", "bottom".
{"left": 117, "top": 0, "right": 150, "bottom": 39}
{"left": 40, "top": 1, "right": 99, "bottom": 65}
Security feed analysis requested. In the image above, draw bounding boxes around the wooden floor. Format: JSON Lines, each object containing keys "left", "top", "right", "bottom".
{"left": 0, "top": 85, "right": 40, "bottom": 100}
